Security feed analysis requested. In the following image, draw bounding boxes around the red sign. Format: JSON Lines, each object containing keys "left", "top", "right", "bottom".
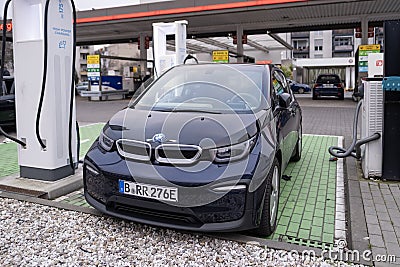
{"left": 0, "top": 22, "right": 12, "bottom": 32}
{"left": 376, "top": 60, "right": 383, "bottom": 67}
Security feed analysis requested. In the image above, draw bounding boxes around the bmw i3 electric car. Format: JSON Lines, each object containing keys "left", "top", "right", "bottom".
{"left": 83, "top": 63, "right": 302, "bottom": 236}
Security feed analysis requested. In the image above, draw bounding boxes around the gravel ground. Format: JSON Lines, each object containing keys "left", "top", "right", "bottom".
{"left": 0, "top": 198, "right": 354, "bottom": 266}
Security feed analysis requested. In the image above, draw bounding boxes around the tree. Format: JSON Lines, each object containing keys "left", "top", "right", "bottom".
{"left": 279, "top": 64, "right": 293, "bottom": 79}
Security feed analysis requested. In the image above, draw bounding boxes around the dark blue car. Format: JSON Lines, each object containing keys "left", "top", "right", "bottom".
{"left": 83, "top": 64, "right": 302, "bottom": 236}
{"left": 288, "top": 79, "right": 311, "bottom": 94}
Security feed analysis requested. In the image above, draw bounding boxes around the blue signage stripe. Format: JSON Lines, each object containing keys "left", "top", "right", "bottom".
{"left": 119, "top": 180, "right": 124, "bottom": 193}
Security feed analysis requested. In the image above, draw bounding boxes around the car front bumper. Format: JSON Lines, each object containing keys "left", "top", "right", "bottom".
{"left": 83, "top": 140, "right": 270, "bottom": 232}
{"left": 314, "top": 87, "right": 344, "bottom": 97}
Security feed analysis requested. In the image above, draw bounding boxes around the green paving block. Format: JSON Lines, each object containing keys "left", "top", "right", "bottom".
{"left": 79, "top": 123, "right": 105, "bottom": 158}
{"left": 304, "top": 202, "right": 315, "bottom": 210}
{"left": 275, "top": 225, "right": 287, "bottom": 235}
{"left": 286, "top": 231, "right": 298, "bottom": 238}
{"left": 297, "top": 194, "right": 308, "bottom": 201}
{"left": 300, "top": 219, "right": 312, "bottom": 229}
{"left": 293, "top": 206, "right": 304, "bottom": 215}
{"left": 296, "top": 200, "right": 306, "bottom": 207}
{"left": 325, "top": 207, "right": 335, "bottom": 215}
{"left": 326, "top": 200, "right": 336, "bottom": 208}
{"left": 278, "top": 215, "right": 291, "bottom": 226}
{"left": 312, "top": 217, "right": 324, "bottom": 227}
{"left": 288, "top": 222, "right": 300, "bottom": 233}
{"left": 315, "top": 202, "right": 325, "bottom": 209}
{"left": 322, "top": 233, "right": 334, "bottom": 243}
{"left": 298, "top": 229, "right": 310, "bottom": 239}
{"left": 325, "top": 214, "right": 335, "bottom": 223}
{"left": 282, "top": 208, "right": 293, "bottom": 217}
{"left": 303, "top": 211, "right": 313, "bottom": 219}
{"left": 323, "top": 223, "right": 334, "bottom": 234}
{"left": 285, "top": 202, "right": 295, "bottom": 209}
{"left": 308, "top": 191, "right": 317, "bottom": 197}
{"left": 0, "top": 143, "right": 18, "bottom": 178}
{"left": 314, "top": 209, "right": 324, "bottom": 218}
{"left": 291, "top": 214, "right": 302, "bottom": 223}
{"left": 311, "top": 226, "right": 322, "bottom": 237}
{"left": 309, "top": 186, "right": 318, "bottom": 192}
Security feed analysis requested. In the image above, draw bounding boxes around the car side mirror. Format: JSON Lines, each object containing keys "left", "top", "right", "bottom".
{"left": 278, "top": 93, "right": 291, "bottom": 109}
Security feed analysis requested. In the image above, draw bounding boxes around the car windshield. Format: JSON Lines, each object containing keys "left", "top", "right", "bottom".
{"left": 131, "top": 64, "right": 269, "bottom": 114}
{"left": 317, "top": 75, "right": 340, "bottom": 84}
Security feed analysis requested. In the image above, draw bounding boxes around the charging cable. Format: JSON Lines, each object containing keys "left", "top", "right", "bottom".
{"left": 0, "top": 0, "right": 26, "bottom": 147}
{"left": 36, "top": 0, "right": 78, "bottom": 170}
{"left": 328, "top": 100, "right": 380, "bottom": 159}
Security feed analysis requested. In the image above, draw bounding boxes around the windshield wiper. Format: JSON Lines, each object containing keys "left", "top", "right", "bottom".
{"left": 154, "top": 108, "right": 221, "bottom": 114}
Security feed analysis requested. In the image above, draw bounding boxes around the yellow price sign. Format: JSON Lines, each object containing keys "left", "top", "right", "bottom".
{"left": 212, "top": 50, "right": 229, "bottom": 62}
{"left": 87, "top": 55, "right": 100, "bottom": 65}
{"left": 359, "top": 44, "right": 381, "bottom": 51}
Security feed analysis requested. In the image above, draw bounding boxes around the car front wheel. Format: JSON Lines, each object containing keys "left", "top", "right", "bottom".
{"left": 253, "top": 158, "right": 281, "bottom": 237}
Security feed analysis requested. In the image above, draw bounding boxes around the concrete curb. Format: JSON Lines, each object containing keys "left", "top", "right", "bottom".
{"left": 0, "top": 167, "right": 84, "bottom": 200}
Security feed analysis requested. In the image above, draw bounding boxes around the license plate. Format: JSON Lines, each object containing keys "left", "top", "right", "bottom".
{"left": 119, "top": 180, "right": 178, "bottom": 202}
{"left": 323, "top": 84, "right": 334, "bottom": 88}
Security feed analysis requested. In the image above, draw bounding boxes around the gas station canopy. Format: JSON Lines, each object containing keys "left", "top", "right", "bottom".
{"left": 76, "top": 0, "right": 400, "bottom": 45}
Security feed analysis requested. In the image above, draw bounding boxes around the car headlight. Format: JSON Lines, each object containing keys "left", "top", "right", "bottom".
{"left": 211, "top": 136, "right": 257, "bottom": 163}
{"left": 99, "top": 130, "right": 115, "bottom": 151}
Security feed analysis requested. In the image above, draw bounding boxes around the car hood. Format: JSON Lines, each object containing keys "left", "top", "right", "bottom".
{"left": 106, "top": 108, "right": 267, "bottom": 148}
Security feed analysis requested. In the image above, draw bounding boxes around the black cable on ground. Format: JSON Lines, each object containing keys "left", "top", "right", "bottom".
{"left": 0, "top": 0, "right": 26, "bottom": 147}
{"left": 328, "top": 100, "right": 381, "bottom": 159}
{"left": 35, "top": 0, "right": 51, "bottom": 150}
{"left": 68, "top": 0, "right": 77, "bottom": 170}
{"left": 76, "top": 121, "right": 80, "bottom": 168}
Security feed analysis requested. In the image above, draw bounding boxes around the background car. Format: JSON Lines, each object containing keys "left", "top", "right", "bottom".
{"left": 287, "top": 79, "right": 311, "bottom": 94}
{"left": 0, "top": 76, "right": 16, "bottom": 127}
{"left": 83, "top": 63, "right": 302, "bottom": 237}
{"left": 75, "top": 81, "right": 89, "bottom": 93}
{"left": 312, "top": 74, "right": 344, "bottom": 100}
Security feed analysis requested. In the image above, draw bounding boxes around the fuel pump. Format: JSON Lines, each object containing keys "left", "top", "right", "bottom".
{"left": 0, "top": 0, "right": 78, "bottom": 181}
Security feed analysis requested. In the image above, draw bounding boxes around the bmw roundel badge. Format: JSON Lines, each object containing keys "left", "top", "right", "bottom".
{"left": 152, "top": 133, "right": 167, "bottom": 143}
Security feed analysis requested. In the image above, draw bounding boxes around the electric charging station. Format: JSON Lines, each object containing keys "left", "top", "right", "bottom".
{"left": 152, "top": 20, "right": 187, "bottom": 77}
{"left": 11, "top": 0, "right": 77, "bottom": 181}
{"left": 332, "top": 20, "right": 400, "bottom": 181}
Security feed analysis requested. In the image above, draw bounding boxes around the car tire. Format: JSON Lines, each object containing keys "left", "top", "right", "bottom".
{"left": 291, "top": 124, "right": 302, "bottom": 162}
{"left": 253, "top": 158, "right": 281, "bottom": 237}
{"left": 298, "top": 88, "right": 304, "bottom": 94}
{"left": 312, "top": 92, "right": 317, "bottom": 100}
{"left": 339, "top": 93, "right": 344, "bottom": 100}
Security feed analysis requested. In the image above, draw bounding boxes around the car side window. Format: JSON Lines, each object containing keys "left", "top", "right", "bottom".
{"left": 272, "top": 72, "right": 285, "bottom": 96}
{"left": 271, "top": 70, "right": 292, "bottom": 108}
